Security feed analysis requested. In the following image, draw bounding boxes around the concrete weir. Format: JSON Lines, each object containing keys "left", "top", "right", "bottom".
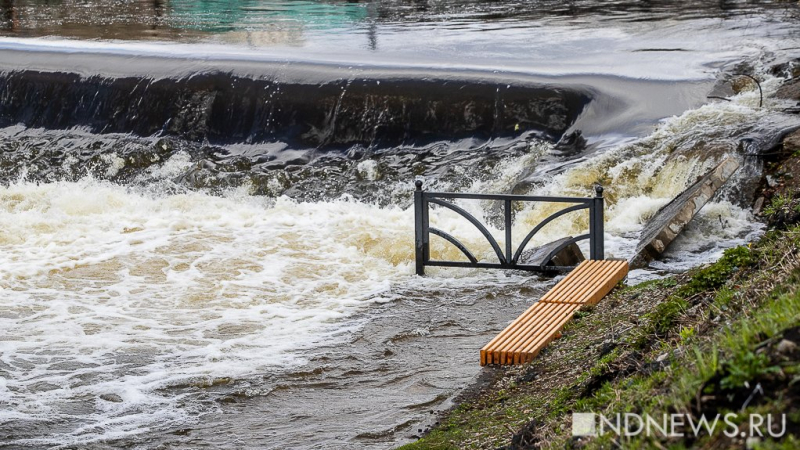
{"left": 629, "top": 156, "right": 741, "bottom": 269}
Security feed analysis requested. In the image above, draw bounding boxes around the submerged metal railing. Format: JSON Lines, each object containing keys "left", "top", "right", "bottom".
{"left": 414, "top": 181, "right": 604, "bottom": 275}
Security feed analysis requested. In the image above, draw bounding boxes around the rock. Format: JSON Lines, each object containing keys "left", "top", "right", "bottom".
{"left": 629, "top": 157, "right": 740, "bottom": 269}
{"left": 553, "top": 130, "right": 587, "bottom": 156}
{"left": 734, "top": 122, "right": 800, "bottom": 157}
{"left": 753, "top": 196, "right": 765, "bottom": 215}
{"left": 707, "top": 79, "right": 734, "bottom": 101}
{"left": 770, "top": 59, "right": 800, "bottom": 78}
{"left": 766, "top": 174, "right": 779, "bottom": 188}
{"left": 218, "top": 155, "right": 252, "bottom": 172}
{"left": 99, "top": 393, "right": 123, "bottom": 403}
{"left": 516, "top": 370, "right": 538, "bottom": 384}
{"left": 776, "top": 77, "right": 800, "bottom": 102}
{"left": 598, "top": 339, "right": 617, "bottom": 357}
{"left": 656, "top": 352, "right": 670, "bottom": 362}
{"left": 154, "top": 138, "right": 176, "bottom": 155}
{"left": 518, "top": 236, "right": 586, "bottom": 267}
{"left": 506, "top": 419, "right": 539, "bottom": 450}
{"left": 784, "top": 129, "right": 800, "bottom": 155}
{"left": 777, "top": 339, "right": 798, "bottom": 355}
{"left": 731, "top": 76, "right": 757, "bottom": 94}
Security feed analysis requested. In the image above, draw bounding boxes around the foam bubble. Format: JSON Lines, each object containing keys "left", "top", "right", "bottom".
{"left": 356, "top": 159, "right": 380, "bottom": 181}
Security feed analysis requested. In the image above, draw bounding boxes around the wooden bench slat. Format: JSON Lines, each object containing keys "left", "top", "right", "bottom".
{"left": 585, "top": 261, "right": 627, "bottom": 307}
{"left": 492, "top": 302, "right": 575, "bottom": 364}
{"left": 495, "top": 302, "right": 573, "bottom": 354}
{"left": 545, "top": 260, "right": 625, "bottom": 304}
{"left": 538, "top": 260, "right": 597, "bottom": 303}
{"left": 542, "top": 260, "right": 625, "bottom": 305}
{"left": 540, "top": 260, "right": 606, "bottom": 304}
{"left": 481, "top": 260, "right": 628, "bottom": 366}
{"left": 511, "top": 303, "right": 580, "bottom": 364}
{"left": 549, "top": 260, "right": 624, "bottom": 304}
{"left": 516, "top": 304, "right": 582, "bottom": 356}
{"left": 480, "top": 300, "right": 551, "bottom": 362}
{"left": 489, "top": 301, "right": 564, "bottom": 364}
{"left": 498, "top": 302, "right": 578, "bottom": 364}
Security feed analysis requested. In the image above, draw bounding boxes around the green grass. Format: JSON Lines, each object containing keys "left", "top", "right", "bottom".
{"left": 400, "top": 225, "right": 800, "bottom": 450}
{"left": 764, "top": 194, "right": 792, "bottom": 217}
{"left": 763, "top": 193, "right": 800, "bottom": 220}
{"left": 676, "top": 245, "right": 754, "bottom": 297}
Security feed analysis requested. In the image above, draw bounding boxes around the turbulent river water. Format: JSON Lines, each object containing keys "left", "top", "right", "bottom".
{"left": 1, "top": 1, "right": 800, "bottom": 449}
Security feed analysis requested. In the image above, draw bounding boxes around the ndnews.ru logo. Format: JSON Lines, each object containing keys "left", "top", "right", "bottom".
{"left": 572, "top": 412, "right": 786, "bottom": 439}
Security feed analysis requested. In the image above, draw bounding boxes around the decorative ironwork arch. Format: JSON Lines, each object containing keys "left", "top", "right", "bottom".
{"left": 511, "top": 203, "right": 588, "bottom": 264}
{"left": 413, "top": 180, "right": 604, "bottom": 275}
{"left": 429, "top": 228, "right": 477, "bottom": 264}
{"left": 427, "top": 198, "right": 506, "bottom": 264}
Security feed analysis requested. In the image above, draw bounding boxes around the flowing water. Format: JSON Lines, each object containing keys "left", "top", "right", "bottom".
{"left": 1, "top": 1, "right": 800, "bottom": 449}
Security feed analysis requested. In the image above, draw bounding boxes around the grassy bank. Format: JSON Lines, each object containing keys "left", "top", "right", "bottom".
{"left": 400, "top": 154, "right": 800, "bottom": 449}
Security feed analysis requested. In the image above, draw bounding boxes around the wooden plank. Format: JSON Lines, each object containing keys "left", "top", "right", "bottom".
{"left": 540, "top": 260, "right": 607, "bottom": 304}
{"left": 497, "top": 302, "right": 574, "bottom": 358}
{"left": 514, "top": 303, "right": 580, "bottom": 361}
{"left": 491, "top": 301, "right": 565, "bottom": 364}
{"left": 556, "top": 260, "right": 620, "bottom": 303}
{"left": 545, "top": 260, "right": 617, "bottom": 304}
{"left": 480, "top": 260, "right": 629, "bottom": 366}
{"left": 543, "top": 260, "right": 626, "bottom": 305}
{"left": 512, "top": 303, "right": 580, "bottom": 364}
{"left": 539, "top": 263, "right": 594, "bottom": 303}
{"left": 539, "top": 260, "right": 597, "bottom": 303}
{"left": 582, "top": 260, "right": 627, "bottom": 305}
{"left": 482, "top": 261, "right": 613, "bottom": 366}
{"left": 484, "top": 299, "right": 572, "bottom": 366}
{"left": 516, "top": 305, "right": 581, "bottom": 357}
{"left": 479, "top": 261, "right": 596, "bottom": 357}
{"left": 481, "top": 300, "right": 554, "bottom": 363}
{"left": 499, "top": 302, "right": 579, "bottom": 364}
{"left": 585, "top": 261, "right": 628, "bottom": 306}
{"left": 546, "top": 260, "right": 626, "bottom": 304}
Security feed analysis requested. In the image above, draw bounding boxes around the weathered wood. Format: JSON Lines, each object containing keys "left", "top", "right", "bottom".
{"left": 629, "top": 157, "right": 740, "bottom": 269}
{"left": 481, "top": 260, "right": 628, "bottom": 366}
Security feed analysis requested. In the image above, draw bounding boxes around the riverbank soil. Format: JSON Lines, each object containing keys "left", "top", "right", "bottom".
{"left": 399, "top": 82, "right": 800, "bottom": 450}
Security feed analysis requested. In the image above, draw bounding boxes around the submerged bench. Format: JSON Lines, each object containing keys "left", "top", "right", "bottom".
{"left": 481, "top": 259, "right": 629, "bottom": 366}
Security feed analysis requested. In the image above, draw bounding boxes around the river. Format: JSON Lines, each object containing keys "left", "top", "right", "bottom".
{"left": 1, "top": 1, "right": 799, "bottom": 449}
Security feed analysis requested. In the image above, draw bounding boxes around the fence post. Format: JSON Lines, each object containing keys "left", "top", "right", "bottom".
{"left": 504, "top": 199, "right": 512, "bottom": 267}
{"left": 590, "top": 185, "right": 604, "bottom": 260}
{"left": 414, "top": 180, "right": 425, "bottom": 275}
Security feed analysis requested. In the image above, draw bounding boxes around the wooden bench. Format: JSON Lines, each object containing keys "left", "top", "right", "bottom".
{"left": 480, "top": 260, "right": 629, "bottom": 365}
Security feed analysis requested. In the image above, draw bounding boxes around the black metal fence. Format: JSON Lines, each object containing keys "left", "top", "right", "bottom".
{"left": 414, "top": 181, "right": 605, "bottom": 275}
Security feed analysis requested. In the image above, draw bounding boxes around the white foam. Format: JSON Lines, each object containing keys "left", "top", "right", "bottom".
{"left": 408, "top": 89, "right": 778, "bottom": 271}
{"left": 356, "top": 159, "right": 380, "bottom": 181}
{"left": 650, "top": 201, "right": 764, "bottom": 272}
{"left": 0, "top": 177, "right": 421, "bottom": 445}
{"left": 502, "top": 74, "right": 793, "bottom": 276}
